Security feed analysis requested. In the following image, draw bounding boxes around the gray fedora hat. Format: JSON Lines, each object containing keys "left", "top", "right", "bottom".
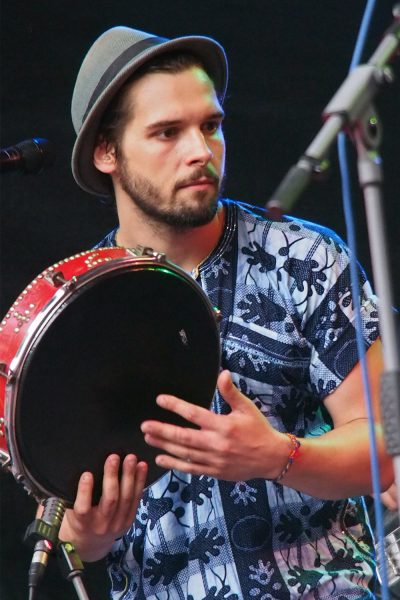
{"left": 71, "top": 25, "right": 228, "bottom": 197}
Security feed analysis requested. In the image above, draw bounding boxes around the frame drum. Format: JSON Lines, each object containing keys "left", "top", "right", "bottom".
{"left": 0, "top": 247, "right": 220, "bottom": 506}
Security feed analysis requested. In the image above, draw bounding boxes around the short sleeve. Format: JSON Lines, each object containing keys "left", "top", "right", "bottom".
{"left": 300, "top": 231, "right": 379, "bottom": 402}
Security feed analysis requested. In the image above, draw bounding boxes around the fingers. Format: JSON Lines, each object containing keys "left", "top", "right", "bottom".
{"left": 131, "top": 459, "right": 148, "bottom": 498}
{"left": 141, "top": 370, "right": 252, "bottom": 461}
{"left": 61, "top": 454, "right": 146, "bottom": 560}
{"left": 141, "top": 416, "right": 211, "bottom": 450}
{"left": 74, "top": 471, "right": 95, "bottom": 516}
{"left": 217, "top": 368, "right": 233, "bottom": 393}
{"left": 217, "top": 369, "right": 254, "bottom": 411}
{"left": 140, "top": 370, "right": 263, "bottom": 480}
{"left": 119, "top": 455, "right": 148, "bottom": 507}
{"left": 155, "top": 393, "right": 215, "bottom": 428}
{"left": 155, "top": 452, "right": 213, "bottom": 477}
{"left": 75, "top": 454, "right": 147, "bottom": 520}
{"left": 112, "top": 455, "right": 148, "bottom": 531}
{"left": 144, "top": 431, "right": 209, "bottom": 464}
{"left": 381, "top": 483, "right": 398, "bottom": 511}
{"left": 141, "top": 392, "right": 218, "bottom": 454}
{"left": 118, "top": 455, "right": 138, "bottom": 507}
{"left": 98, "top": 454, "right": 121, "bottom": 517}
{"left": 141, "top": 370, "right": 250, "bottom": 439}
{"left": 99, "top": 454, "right": 148, "bottom": 514}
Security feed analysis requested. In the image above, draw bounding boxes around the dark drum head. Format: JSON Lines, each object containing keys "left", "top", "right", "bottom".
{"left": 15, "top": 265, "right": 220, "bottom": 506}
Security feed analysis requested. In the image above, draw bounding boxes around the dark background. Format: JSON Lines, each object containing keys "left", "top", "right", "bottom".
{"left": 1, "top": 2, "right": 399, "bottom": 599}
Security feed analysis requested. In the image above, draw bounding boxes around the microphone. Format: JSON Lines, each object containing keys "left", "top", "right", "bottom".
{"left": 24, "top": 497, "right": 66, "bottom": 594}
{"left": 0, "top": 137, "right": 55, "bottom": 174}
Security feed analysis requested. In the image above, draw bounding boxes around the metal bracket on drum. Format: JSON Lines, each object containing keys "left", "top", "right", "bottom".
{"left": 0, "top": 447, "right": 11, "bottom": 469}
{"left": 44, "top": 271, "right": 77, "bottom": 290}
{"left": 127, "top": 245, "right": 167, "bottom": 262}
{"left": 0, "top": 362, "right": 15, "bottom": 384}
{"left": 0, "top": 417, "right": 6, "bottom": 440}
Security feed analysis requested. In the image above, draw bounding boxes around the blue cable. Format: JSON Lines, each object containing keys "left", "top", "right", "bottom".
{"left": 337, "top": 1, "right": 390, "bottom": 598}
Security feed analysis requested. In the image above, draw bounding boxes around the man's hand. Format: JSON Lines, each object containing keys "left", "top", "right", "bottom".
{"left": 381, "top": 483, "right": 398, "bottom": 512}
{"left": 57, "top": 454, "right": 147, "bottom": 562}
{"left": 142, "top": 340, "right": 393, "bottom": 499}
{"left": 140, "top": 370, "right": 288, "bottom": 481}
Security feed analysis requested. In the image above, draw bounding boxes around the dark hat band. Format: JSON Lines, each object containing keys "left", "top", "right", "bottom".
{"left": 82, "top": 36, "right": 168, "bottom": 124}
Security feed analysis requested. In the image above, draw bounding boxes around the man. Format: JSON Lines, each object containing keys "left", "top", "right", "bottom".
{"left": 59, "top": 25, "right": 394, "bottom": 598}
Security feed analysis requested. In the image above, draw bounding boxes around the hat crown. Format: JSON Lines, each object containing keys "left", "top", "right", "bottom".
{"left": 72, "top": 26, "right": 153, "bottom": 133}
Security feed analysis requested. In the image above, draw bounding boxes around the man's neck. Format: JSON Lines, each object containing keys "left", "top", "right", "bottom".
{"left": 115, "top": 202, "right": 226, "bottom": 273}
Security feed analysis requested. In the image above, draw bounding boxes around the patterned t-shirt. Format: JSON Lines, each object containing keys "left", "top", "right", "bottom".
{"left": 95, "top": 199, "right": 379, "bottom": 599}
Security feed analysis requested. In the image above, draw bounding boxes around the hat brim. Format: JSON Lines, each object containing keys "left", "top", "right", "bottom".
{"left": 71, "top": 35, "right": 228, "bottom": 197}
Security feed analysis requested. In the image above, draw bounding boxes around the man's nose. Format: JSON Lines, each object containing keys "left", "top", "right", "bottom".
{"left": 185, "top": 130, "right": 213, "bottom": 166}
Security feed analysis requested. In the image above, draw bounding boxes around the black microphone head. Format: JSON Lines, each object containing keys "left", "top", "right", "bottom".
{"left": 17, "top": 138, "right": 55, "bottom": 173}
{"left": 0, "top": 137, "right": 55, "bottom": 174}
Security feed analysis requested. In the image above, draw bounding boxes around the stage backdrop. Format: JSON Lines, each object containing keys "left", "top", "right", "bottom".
{"left": 1, "top": 2, "right": 399, "bottom": 599}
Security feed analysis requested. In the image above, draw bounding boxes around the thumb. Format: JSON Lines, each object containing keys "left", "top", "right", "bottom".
{"left": 217, "top": 370, "right": 253, "bottom": 412}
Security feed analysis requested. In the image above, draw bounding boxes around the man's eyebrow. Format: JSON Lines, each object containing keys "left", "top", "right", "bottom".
{"left": 145, "top": 119, "right": 181, "bottom": 132}
{"left": 208, "top": 110, "right": 225, "bottom": 121}
{"left": 145, "top": 111, "right": 225, "bottom": 132}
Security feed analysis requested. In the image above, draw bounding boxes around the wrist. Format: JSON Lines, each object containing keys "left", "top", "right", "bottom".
{"left": 64, "top": 533, "right": 115, "bottom": 563}
{"left": 60, "top": 515, "right": 116, "bottom": 563}
{"left": 270, "top": 432, "right": 301, "bottom": 483}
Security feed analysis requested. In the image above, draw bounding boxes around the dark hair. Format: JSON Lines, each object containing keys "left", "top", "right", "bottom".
{"left": 97, "top": 51, "right": 215, "bottom": 156}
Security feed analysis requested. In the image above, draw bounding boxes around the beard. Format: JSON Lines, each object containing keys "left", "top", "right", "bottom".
{"left": 117, "top": 159, "right": 223, "bottom": 229}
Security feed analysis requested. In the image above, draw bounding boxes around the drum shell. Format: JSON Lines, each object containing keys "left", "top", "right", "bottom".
{"left": 0, "top": 247, "right": 220, "bottom": 505}
{"left": 0, "top": 249, "right": 131, "bottom": 460}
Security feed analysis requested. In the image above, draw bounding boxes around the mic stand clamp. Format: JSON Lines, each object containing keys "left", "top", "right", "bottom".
{"left": 24, "top": 514, "right": 63, "bottom": 548}
{"left": 266, "top": 6, "right": 400, "bottom": 217}
{"left": 58, "top": 541, "right": 91, "bottom": 600}
{"left": 24, "top": 497, "right": 67, "bottom": 594}
{"left": 24, "top": 497, "right": 91, "bottom": 600}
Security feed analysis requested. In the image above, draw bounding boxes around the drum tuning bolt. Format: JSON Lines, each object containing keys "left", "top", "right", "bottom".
{"left": 129, "top": 245, "right": 166, "bottom": 262}
{"left": 44, "top": 271, "right": 68, "bottom": 288}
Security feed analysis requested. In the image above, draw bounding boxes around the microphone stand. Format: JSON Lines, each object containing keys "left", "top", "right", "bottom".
{"left": 24, "top": 497, "right": 91, "bottom": 600}
{"left": 266, "top": 6, "right": 400, "bottom": 219}
{"left": 266, "top": 3, "right": 400, "bottom": 589}
{"left": 58, "top": 540, "right": 91, "bottom": 600}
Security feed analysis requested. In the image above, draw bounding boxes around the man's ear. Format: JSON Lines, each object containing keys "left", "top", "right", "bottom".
{"left": 93, "top": 142, "right": 117, "bottom": 174}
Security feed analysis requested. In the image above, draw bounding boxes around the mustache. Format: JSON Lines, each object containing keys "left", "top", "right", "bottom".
{"left": 175, "top": 168, "right": 220, "bottom": 189}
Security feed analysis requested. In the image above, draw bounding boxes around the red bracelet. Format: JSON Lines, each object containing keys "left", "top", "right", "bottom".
{"left": 274, "top": 433, "right": 301, "bottom": 483}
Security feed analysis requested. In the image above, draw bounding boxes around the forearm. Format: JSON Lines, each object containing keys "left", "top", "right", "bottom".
{"left": 278, "top": 420, "right": 394, "bottom": 499}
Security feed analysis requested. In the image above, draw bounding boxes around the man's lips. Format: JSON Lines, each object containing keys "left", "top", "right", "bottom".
{"left": 177, "top": 177, "right": 217, "bottom": 189}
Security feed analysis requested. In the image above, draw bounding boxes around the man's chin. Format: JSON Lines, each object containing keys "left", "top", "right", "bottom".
{"left": 164, "top": 208, "right": 218, "bottom": 229}
{"left": 166, "top": 190, "right": 219, "bottom": 226}
{"left": 167, "top": 202, "right": 219, "bottom": 229}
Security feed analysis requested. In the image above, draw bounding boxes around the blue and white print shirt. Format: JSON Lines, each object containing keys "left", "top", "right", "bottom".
{"left": 96, "top": 200, "right": 379, "bottom": 599}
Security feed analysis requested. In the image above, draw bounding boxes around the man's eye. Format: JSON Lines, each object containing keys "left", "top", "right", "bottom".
{"left": 203, "top": 121, "right": 220, "bottom": 134}
{"left": 159, "top": 128, "right": 178, "bottom": 139}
